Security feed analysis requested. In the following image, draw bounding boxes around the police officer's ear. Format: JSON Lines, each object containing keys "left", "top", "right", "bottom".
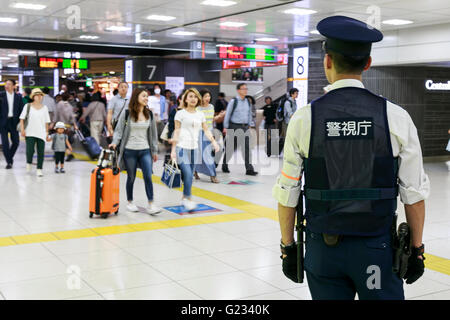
{"left": 363, "top": 56, "right": 372, "bottom": 71}
{"left": 324, "top": 54, "right": 333, "bottom": 70}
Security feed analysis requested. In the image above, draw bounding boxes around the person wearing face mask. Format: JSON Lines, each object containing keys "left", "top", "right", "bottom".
{"left": 147, "top": 84, "right": 167, "bottom": 144}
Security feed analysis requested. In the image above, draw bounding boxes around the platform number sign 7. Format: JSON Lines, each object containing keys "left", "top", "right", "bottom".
{"left": 146, "top": 65, "right": 157, "bottom": 80}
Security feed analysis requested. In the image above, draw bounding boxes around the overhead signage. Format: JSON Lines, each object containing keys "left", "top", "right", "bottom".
{"left": 292, "top": 47, "right": 309, "bottom": 108}
{"left": 39, "top": 57, "right": 89, "bottom": 70}
{"left": 425, "top": 80, "right": 450, "bottom": 91}
{"left": 190, "top": 41, "right": 278, "bottom": 62}
{"left": 222, "top": 54, "right": 288, "bottom": 69}
{"left": 218, "top": 45, "right": 276, "bottom": 62}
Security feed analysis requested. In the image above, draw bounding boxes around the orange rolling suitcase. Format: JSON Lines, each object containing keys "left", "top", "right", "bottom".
{"left": 89, "top": 149, "right": 120, "bottom": 219}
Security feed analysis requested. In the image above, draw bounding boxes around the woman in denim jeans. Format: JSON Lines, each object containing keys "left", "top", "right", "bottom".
{"left": 171, "top": 88, "right": 220, "bottom": 211}
{"left": 110, "top": 88, "right": 160, "bottom": 215}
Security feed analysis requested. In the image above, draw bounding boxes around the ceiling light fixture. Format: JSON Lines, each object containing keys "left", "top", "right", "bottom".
{"left": 0, "top": 57, "right": 11, "bottom": 60}
{"left": 146, "top": 15, "right": 176, "bottom": 21}
{"left": 10, "top": 3, "right": 46, "bottom": 10}
{"left": 284, "top": 8, "right": 317, "bottom": 15}
{"left": 219, "top": 21, "right": 248, "bottom": 27}
{"left": 18, "top": 50, "right": 36, "bottom": 55}
{"left": 201, "top": 0, "right": 236, "bottom": 7}
{"left": 173, "top": 31, "right": 197, "bottom": 36}
{"left": 255, "top": 37, "right": 279, "bottom": 42}
{"left": 105, "top": 25, "right": 132, "bottom": 32}
{"left": 8, "top": 53, "right": 19, "bottom": 57}
{"left": 382, "top": 19, "right": 413, "bottom": 25}
{"left": 0, "top": 17, "right": 18, "bottom": 23}
{"left": 109, "top": 71, "right": 115, "bottom": 74}
{"left": 80, "top": 35, "right": 99, "bottom": 40}
{"left": 137, "top": 39, "right": 159, "bottom": 43}
{"left": 216, "top": 44, "right": 233, "bottom": 47}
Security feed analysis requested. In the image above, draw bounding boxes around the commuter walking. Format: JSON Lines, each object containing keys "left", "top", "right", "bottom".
{"left": 42, "top": 87, "right": 56, "bottom": 122}
{"left": 171, "top": 88, "right": 220, "bottom": 211}
{"left": 110, "top": 88, "right": 161, "bottom": 215}
{"left": 106, "top": 81, "right": 129, "bottom": 138}
{"left": 53, "top": 92, "right": 78, "bottom": 161}
{"left": 148, "top": 84, "right": 166, "bottom": 141}
{"left": 222, "top": 83, "right": 258, "bottom": 176}
{"left": 194, "top": 89, "right": 219, "bottom": 183}
{"left": 22, "top": 88, "right": 32, "bottom": 105}
{"left": 79, "top": 93, "right": 107, "bottom": 145}
{"left": 262, "top": 96, "right": 277, "bottom": 157}
{"left": 283, "top": 88, "right": 298, "bottom": 135}
{"left": 0, "top": 79, "right": 25, "bottom": 169}
{"left": 19, "top": 88, "right": 51, "bottom": 177}
{"left": 47, "top": 121, "right": 72, "bottom": 173}
{"left": 214, "top": 92, "right": 227, "bottom": 135}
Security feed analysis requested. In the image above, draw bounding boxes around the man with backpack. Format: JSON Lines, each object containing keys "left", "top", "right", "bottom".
{"left": 276, "top": 88, "right": 299, "bottom": 153}
{"left": 221, "top": 83, "right": 258, "bottom": 176}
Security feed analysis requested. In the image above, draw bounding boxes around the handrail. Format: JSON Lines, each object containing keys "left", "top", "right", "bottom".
{"left": 254, "top": 77, "right": 287, "bottom": 101}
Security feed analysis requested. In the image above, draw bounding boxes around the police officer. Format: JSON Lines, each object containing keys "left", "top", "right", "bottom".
{"left": 272, "top": 16, "right": 430, "bottom": 300}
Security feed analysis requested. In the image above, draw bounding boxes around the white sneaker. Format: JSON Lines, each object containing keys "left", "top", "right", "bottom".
{"left": 146, "top": 203, "right": 162, "bottom": 215}
{"left": 36, "top": 169, "right": 43, "bottom": 177}
{"left": 126, "top": 203, "right": 139, "bottom": 212}
{"left": 26, "top": 164, "right": 32, "bottom": 172}
{"left": 182, "top": 199, "right": 197, "bottom": 212}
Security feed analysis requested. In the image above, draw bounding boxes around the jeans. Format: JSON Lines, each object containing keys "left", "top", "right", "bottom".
{"left": 123, "top": 148, "right": 154, "bottom": 202}
{"left": 176, "top": 147, "right": 197, "bottom": 198}
{"left": 0, "top": 118, "right": 20, "bottom": 164}
{"left": 26, "top": 137, "right": 45, "bottom": 169}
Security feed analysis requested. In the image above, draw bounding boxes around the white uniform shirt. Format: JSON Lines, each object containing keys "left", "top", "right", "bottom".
{"left": 7, "top": 91, "right": 14, "bottom": 117}
{"left": 272, "top": 79, "right": 430, "bottom": 207}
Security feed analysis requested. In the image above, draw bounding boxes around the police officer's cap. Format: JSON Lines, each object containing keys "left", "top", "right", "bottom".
{"left": 317, "top": 16, "right": 383, "bottom": 58}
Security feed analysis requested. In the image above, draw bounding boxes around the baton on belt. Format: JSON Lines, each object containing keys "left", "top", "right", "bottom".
{"left": 296, "top": 189, "right": 306, "bottom": 283}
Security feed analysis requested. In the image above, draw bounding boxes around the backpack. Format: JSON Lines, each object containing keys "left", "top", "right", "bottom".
{"left": 229, "top": 97, "right": 251, "bottom": 121}
{"left": 276, "top": 96, "right": 292, "bottom": 122}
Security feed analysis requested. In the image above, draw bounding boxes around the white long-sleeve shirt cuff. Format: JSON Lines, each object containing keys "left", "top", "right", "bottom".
{"left": 272, "top": 178, "right": 301, "bottom": 208}
{"left": 399, "top": 173, "right": 430, "bottom": 205}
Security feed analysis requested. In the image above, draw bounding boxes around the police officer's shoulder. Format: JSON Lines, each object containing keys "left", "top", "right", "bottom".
{"left": 386, "top": 100, "right": 415, "bottom": 130}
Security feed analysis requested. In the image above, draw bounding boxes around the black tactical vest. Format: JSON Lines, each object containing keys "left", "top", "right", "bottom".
{"left": 304, "top": 87, "right": 398, "bottom": 236}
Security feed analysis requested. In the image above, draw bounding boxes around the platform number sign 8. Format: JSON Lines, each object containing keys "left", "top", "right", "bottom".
{"left": 296, "top": 55, "right": 305, "bottom": 76}
{"left": 292, "top": 47, "right": 309, "bottom": 108}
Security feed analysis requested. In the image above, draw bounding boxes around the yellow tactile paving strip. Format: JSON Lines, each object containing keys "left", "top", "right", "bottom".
{"left": 1, "top": 152, "right": 448, "bottom": 277}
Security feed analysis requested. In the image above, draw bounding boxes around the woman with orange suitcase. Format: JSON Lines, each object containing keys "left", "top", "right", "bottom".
{"left": 110, "top": 88, "right": 161, "bottom": 215}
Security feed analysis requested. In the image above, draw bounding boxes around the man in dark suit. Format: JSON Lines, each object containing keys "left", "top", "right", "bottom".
{"left": 0, "top": 79, "right": 25, "bottom": 169}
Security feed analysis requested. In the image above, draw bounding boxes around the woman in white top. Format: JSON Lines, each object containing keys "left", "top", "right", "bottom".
{"left": 194, "top": 89, "right": 219, "bottom": 183}
{"left": 171, "top": 88, "right": 220, "bottom": 211}
{"left": 19, "top": 88, "right": 51, "bottom": 177}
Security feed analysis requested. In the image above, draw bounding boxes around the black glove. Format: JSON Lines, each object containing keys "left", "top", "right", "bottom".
{"left": 281, "top": 243, "right": 298, "bottom": 283}
{"left": 403, "top": 246, "right": 425, "bottom": 284}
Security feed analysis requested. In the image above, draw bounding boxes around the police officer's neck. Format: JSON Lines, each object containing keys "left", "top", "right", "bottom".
{"left": 333, "top": 73, "right": 363, "bottom": 83}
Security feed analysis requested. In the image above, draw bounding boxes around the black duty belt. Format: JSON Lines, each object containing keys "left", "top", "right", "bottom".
{"left": 305, "top": 187, "right": 398, "bottom": 201}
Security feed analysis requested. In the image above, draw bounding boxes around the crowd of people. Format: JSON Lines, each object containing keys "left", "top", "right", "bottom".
{"left": 1, "top": 78, "right": 298, "bottom": 212}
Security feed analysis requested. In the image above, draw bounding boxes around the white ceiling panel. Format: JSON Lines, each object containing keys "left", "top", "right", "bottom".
{"left": 0, "top": 0, "right": 449, "bottom": 52}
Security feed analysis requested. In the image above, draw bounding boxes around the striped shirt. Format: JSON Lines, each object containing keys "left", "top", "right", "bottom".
{"left": 196, "top": 104, "right": 215, "bottom": 131}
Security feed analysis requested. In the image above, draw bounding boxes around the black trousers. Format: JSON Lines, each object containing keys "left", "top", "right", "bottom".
{"left": 0, "top": 118, "right": 20, "bottom": 164}
{"left": 222, "top": 123, "right": 253, "bottom": 171}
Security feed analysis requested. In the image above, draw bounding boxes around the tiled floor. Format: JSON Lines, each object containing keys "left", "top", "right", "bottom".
{"left": 0, "top": 143, "right": 448, "bottom": 300}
